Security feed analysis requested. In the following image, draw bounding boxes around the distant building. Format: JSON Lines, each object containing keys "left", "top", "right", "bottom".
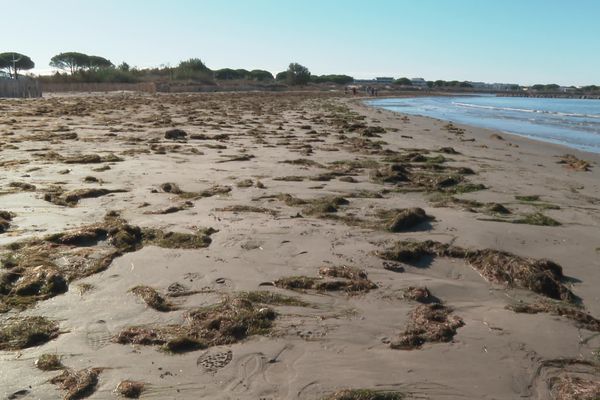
{"left": 375, "top": 77, "right": 394, "bottom": 83}
{"left": 410, "top": 78, "right": 428, "bottom": 88}
{"left": 491, "top": 83, "right": 519, "bottom": 91}
{"left": 467, "top": 81, "right": 490, "bottom": 89}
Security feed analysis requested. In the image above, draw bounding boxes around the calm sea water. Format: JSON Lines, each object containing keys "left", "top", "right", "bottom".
{"left": 367, "top": 95, "right": 600, "bottom": 153}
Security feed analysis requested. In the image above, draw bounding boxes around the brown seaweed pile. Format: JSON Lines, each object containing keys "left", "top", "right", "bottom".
{"left": 378, "top": 240, "right": 574, "bottom": 302}
{"left": 390, "top": 303, "right": 464, "bottom": 349}
{"left": 115, "top": 293, "right": 281, "bottom": 353}
{"left": 275, "top": 266, "right": 377, "bottom": 294}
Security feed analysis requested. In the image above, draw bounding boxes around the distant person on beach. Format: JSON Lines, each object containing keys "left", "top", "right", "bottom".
{"left": 352, "top": 87, "right": 357, "bottom": 95}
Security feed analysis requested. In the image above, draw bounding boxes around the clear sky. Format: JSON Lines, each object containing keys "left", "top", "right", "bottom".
{"left": 3, "top": 0, "right": 599, "bottom": 85}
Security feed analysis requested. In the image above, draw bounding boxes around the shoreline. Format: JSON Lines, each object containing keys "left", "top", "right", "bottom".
{"left": 360, "top": 96, "right": 600, "bottom": 158}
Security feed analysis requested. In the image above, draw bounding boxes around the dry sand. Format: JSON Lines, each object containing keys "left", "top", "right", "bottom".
{"left": 0, "top": 91, "right": 599, "bottom": 399}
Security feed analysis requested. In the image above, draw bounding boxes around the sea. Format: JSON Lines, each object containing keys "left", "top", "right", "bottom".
{"left": 366, "top": 95, "right": 600, "bottom": 153}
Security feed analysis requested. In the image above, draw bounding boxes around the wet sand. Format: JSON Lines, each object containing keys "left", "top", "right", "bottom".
{"left": 0, "top": 91, "right": 599, "bottom": 399}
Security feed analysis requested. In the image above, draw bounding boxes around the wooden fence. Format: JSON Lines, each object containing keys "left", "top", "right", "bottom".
{"left": 41, "top": 82, "right": 156, "bottom": 93}
{"left": 0, "top": 78, "right": 42, "bottom": 98}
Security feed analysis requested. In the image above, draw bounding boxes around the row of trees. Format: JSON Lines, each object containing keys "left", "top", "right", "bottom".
{"left": 1, "top": 52, "right": 346, "bottom": 86}
{"left": 49, "top": 52, "right": 113, "bottom": 74}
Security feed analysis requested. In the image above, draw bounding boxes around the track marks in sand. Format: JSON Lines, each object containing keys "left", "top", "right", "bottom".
{"left": 85, "top": 319, "right": 112, "bottom": 350}
{"left": 197, "top": 349, "right": 233, "bottom": 374}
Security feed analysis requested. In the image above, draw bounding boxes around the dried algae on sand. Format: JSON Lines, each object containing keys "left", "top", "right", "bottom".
{"left": 378, "top": 240, "right": 575, "bottom": 302}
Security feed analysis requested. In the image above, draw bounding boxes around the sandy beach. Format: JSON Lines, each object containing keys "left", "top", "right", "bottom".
{"left": 1, "top": 91, "right": 599, "bottom": 400}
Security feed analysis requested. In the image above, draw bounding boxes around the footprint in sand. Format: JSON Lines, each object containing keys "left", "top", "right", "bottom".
{"left": 196, "top": 349, "right": 233, "bottom": 374}
{"left": 85, "top": 319, "right": 112, "bottom": 350}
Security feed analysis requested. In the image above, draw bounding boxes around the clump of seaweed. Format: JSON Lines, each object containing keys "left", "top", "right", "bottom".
{"left": 179, "top": 185, "right": 232, "bottom": 199}
{"left": 275, "top": 266, "right": 377, "bottom": 294}
{"left": 0, "top": 214, "right": 216, "bottom": 312}
{"left": 115, "top": 294, "right": 279, "bottom": 352}
{"left": 322, "top": 389, "right": 404, "bottom": 400}
{"left": 380, "top": 207, "right": 433, "bottom": 232}
{"left": 516, "top": 194, "right": 541, "bottom": 202}
{"left": 280, "top": 158, "right": 325, "bottom": 168}
{"left": 487, "top": 203, "right": 511, "bottom": 214}
{"left": 558, "top": 154, "right": 591, "bottom": 171}
{"left": 236, "top": 179, "right": 254, "bottom": 188}
{"left": 164, "top": 129, "right": 187, "bottom": 140}
{"left": 0, "top": 211, "right": 15, "bottom": 233}
{"left": 8, "top": 182, "right": 36, "bottom": 191}
{"left": 302, "top": 196, "right": 349, "bottom": 216}
{"left": 276, "top": 193, "right": 308, "bottom": 206}
{"left": 513, "top": 212, "right": 561, "bottom": 226}
{"left": 63, "top": 153, "right": 123, "bottom": 164}
{"left": 35, "top": 353, "right": 64, "bottom": 371}
{"left": 142, "top": 227, "right": 216, "bottom": 249}
{"left": 508, "top": 301, "right": 600, "bottom": 332}
{"left": 50, "top": 368, "right": 102, "bottom": 400}
{"left": 551, "top": 375, "right": 600, "bottom": 400}
{"left": 403, "top": 286, "right": 437, "bottom": 304}
{"left": 0, "top": 316, "right": 59, "bottom": 350}
{"left": 378, "top": 240, "right": 575, "bottom": 302}
{"left": 130, "top": 286, "right": 176, "bottom": 312}
{"left": 319, "top": 265, "right": 368, "bottom": 280}
{"left": 214, "top": 205, "right": 278, "bottom": 216}
{"left": 44, "top": 188, "right": 127, "bottom": 207}
{"left": 116, "top": 380, "right": 145, "bottom": 398}
{"left": 236, "top": 291, "right": 309, "bottom": 307}
{"left": 390, "top": 303, "right": 464, "bottom": 349}
{"left": 369, "top": 164, "right": 409, "bottom": 184}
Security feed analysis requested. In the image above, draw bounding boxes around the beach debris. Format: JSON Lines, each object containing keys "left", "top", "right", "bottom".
{"left": 508, "top": 301, "right": 600, "bottom": 332}
{"left": 321, "top": 389, "right": 405, "bottom": 400}
{"left": 164, "top": 128, "right": 187, "bottom": 140}
{"left": 402, "top": 286, "right": 437, "bottom": 304}
{"left": 529, "top": 359, "right": 600, "bottom": 400}
{"left": 35, "top": 353, "right": 64, "bottom": 371}
{"left": 378, "top": 240, "right": 575, "bottom": 302}
{"left": 216, "top": 154, "right": 255, "bottom": 163}
{"left": 50, "top": 368, "right": 102, "bottom": 400}
{"left": 369, "top": 164, "right": 409, "bottom": 184}
{"left": 115, "top": 293, "right": 281, "bottom": 352}
{"left": 385, "top": 207, "right": 433, "bottom": 232}
{"left": 43, "top": 188, "right": 127, "bottom": 207}
{"left": 0, "top": 211, "right": 15, "bottom": 233}
{"left": 0, "top": 214, "right": 216, "bottom": 312}
{"left": 302, "top": 196, "right": 349, "bottom": 216}
{"left": 116, "top": 380, "right": 145, "bottom": 398}
{"left": 558, "top": 154, "right": 591, "bottom": 171}
{"left": 513, "top": 212, "right": 561, "bottom": 226}
{"left": 159, "top": 182, "right": 182, "bottom": 194}
{"left": 236, "top": 179, "right": 254, "bottom": 188}
{"left": 486, "top": 203, "right": 511, "bottom": 214}
{"left": 214, "top": 205, "right": 278, "bottom": 216}
{"left": 0, "top": 316, "right": 60, "bottom": 350}
{"left": 390, "top": 303, "right": 464, "bottom": 349}
{"left": 8, "top": 181, "right": 36, "bottom": 191}
{"left": 279, "top": 158, "right": 325, "bottom": 168}
{"left": 63, "top": 153, "right": 123, "bottom": 164}
{"left": 516, "top": 194, "right": 541, "bottom": 202}
{"left": 130, "top": 285, "right": 176, "bottom": 312}
{"left": 275, "top": 266, "right": 377, "bottom": 294}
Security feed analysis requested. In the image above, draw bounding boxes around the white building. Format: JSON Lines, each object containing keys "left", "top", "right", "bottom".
{"left": 410, "top": 78, "right": 428, "bottom": 88}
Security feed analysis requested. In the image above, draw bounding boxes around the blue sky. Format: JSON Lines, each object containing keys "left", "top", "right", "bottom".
{"left": 3, "top": 0, "right": 599, "bottom": 85}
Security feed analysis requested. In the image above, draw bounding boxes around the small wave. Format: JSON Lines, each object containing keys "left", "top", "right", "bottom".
{"left": 452, "top": 102, "right": 600, "bottom": 119}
